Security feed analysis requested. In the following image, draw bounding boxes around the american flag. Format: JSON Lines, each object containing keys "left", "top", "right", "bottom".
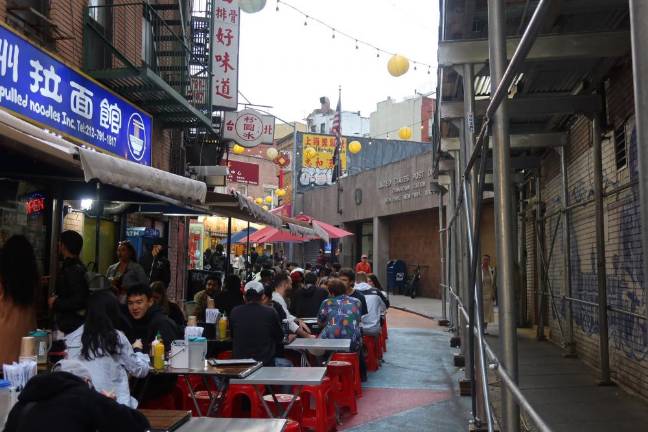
{"left": 331, "top": 96, "right": 342, "bottom": 183}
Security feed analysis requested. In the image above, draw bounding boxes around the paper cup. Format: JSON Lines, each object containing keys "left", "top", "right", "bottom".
{"left": 20, "top": 337, "right": 37, "bottom": 358}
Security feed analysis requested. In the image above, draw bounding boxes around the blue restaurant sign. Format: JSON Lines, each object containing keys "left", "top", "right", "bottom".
{"left": 0, "top": 24, "right": 152, "bottom": 165}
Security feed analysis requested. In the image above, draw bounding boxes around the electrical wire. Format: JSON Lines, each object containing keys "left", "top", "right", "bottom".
{"left": 275, "top": 0, "right": 434, "bottom": 72}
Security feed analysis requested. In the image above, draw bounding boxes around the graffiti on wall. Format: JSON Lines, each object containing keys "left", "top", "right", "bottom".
{"left": 553, "top": 125, "right": 648, "bottom": 361}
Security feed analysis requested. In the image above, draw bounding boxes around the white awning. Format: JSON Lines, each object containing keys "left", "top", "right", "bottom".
{"left": 78, "top": 149, "right": 207, "bottom": 204}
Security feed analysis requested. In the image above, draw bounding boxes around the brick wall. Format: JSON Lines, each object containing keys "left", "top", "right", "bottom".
{"left": 152, "top": 125, "right": 172, "bottom": 172}
{"left": 534, "top": 59, "right": 648, "bottom": 398}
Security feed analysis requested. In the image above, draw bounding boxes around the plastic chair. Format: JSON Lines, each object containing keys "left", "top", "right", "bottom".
{"left": 362, "top": 335, "right": 380, "bottom": 372}
{"left": 298, "top": 376, "right": 336, "bottom": 432}
{"left": 285, "top": 419, "right": 302, "bottom": 432}
{"left": 220, "top": 384, "right": 266, "bottom": 418}
{"left": 326, "top": 361, "right": 357, "bottom": 415}
{"left": 262, "top": 394, "right": 303, "bottom": 422}
{"left": 330, "top": 352, "right": 361, "bottom": 398}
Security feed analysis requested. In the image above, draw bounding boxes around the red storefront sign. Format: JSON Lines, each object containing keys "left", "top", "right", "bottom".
{"left": 226, "top": 160, "right": 259, "bottom": 185}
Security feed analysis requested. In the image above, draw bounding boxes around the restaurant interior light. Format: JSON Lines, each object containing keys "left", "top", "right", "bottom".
{"left": 80, "top": 199, "right": 93, "bottom": 211}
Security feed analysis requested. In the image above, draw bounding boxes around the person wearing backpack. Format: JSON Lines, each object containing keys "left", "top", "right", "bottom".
{"left": 49, "top": 230, "right": 90, "bottom": 335}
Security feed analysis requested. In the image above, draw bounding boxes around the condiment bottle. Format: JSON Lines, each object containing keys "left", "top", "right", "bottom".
{"left": 152, "top": 333, "right": 165, "bottom": 370}
{"left": 218, "top": 313, "right": 228, "bottom": 341}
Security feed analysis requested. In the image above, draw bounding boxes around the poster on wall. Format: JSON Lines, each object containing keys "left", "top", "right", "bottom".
{"left": 296, "top": 133, "right": 348, "bottom": 190}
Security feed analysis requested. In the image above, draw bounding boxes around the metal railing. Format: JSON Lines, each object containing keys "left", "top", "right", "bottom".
{"left": 84, "top": 2, "right": 192, "bottom": 98}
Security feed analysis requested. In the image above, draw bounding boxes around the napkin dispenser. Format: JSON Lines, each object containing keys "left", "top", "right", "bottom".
{"left": 188, "top": 337, "right": 207, "bottom": 370}
{"left": 169, "top": 340, "right": 188, "bottom": 369}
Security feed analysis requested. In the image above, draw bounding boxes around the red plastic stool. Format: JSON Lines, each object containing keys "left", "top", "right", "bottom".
{"left": 298, "top": 376, "right": 336, "bottom": 432}
{"left": 375, "top": 331, "right": 385, "bottom": 360}
{"left": 380, "top": 326, "right": 387, "bottom": 353}
{"left": 382, "top": 316, "right": 389, "bottom": 339}
{"left": 216, "top": 350, "right": 233, "bottom": 360}
{"left": 220, "top": 384, "right": 266, "bottom": 418}
{"left": 262, "top": 394, "right": 303, "bottom": 422}
{"left": 326, "top": 361, "right": 357, "bottom": 415}
{"left": 363, "top": 335, "right": 380, "bottom": 372}
{"left": 184, "top": 390, "right": 217, "bottom": 416}
{"left": 285, "top": 420, "right": 302, "bottom": 432}
{"left": 331, "top": 352, "right": 361, "bottom": 398}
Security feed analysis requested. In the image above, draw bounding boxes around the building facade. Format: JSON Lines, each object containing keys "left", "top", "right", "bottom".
{"left": 369, "top": 95, "right": 434, "bottom": 142}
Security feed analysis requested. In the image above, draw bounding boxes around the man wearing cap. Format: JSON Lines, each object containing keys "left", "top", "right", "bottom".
{"left": 355, "top": 254, "right": 372, "bottom": 274}
{"left": 230, "top": 281, "right": 284, "bottom": 366}
{"left": 3, "top": 360, "right": 150, "bottom": 432}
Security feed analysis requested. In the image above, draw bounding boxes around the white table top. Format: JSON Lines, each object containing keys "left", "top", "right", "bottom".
{"left": 177, "top": 417, "right": 287, "bottom": 432}
{"left": 286, "top": 338, "right": 351, "bottom": 352}
{"left": 230, "top": 367, "right": 326, "bottom": 386}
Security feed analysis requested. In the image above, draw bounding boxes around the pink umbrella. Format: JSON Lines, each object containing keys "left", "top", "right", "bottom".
{"left": 295, "top": 214, "right": 354, "bottom": 242}
{"left": 243, "top": 226, "right": 310, "bottom": 243}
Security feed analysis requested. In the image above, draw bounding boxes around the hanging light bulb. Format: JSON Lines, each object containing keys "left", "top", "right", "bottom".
{"left": 332, "top": 28, "right": 335, "bottom": 39}
{"left": 304, "top": 15, "right": 308, "bottom": 25}
{"left": 275, "top": 0, "right": 279, "bottom": 11}
{"left": 355, "top": 40, "right": 359, "bottom": 49}
{"left": 413, "top": 62, "right": 418, "bottom": 71}
{"left": 376, "top": 49, "right": 380, "bottom": 58}
{"left": 427, "top": 67, "right": 431, "bottom": 75}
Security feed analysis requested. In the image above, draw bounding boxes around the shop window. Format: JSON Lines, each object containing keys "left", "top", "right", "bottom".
{"left": 614, "top": 123, "right": 627, "bottom": 171}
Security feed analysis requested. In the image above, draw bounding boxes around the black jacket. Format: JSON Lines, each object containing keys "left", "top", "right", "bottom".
{"left": 214, "top": 289, "right": 244, "bottom": 316}
{"left": 292, "top": 284, "right": 329, "bottom": 318}
{"left": 148, "top": 255, "right": 171, "bottom": 287}
{"left": 350, "top": 289, "right": 369, "bottom": 316}
{"left": 230, "top": 302, "right": 284, "bottom": 366}
{"left": 53, "top": 257, "right": 89, "bottom": 334}
{"left": 125, "top": 304, "right": 180, "bottom": 353}
{"left": 3, "top": 372, "right": 149, "bottom": 432}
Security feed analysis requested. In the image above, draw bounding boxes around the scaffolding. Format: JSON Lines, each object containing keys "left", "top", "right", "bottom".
{"left": 435, "top": 0, "right": 648, "bottom": 431}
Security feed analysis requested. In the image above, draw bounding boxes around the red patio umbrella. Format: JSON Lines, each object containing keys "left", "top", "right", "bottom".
{"left": 295, "top": 214, "right": 354, "bottom": 242}
{"left": 243, "top": 226, "right": 310, "bottom": 243}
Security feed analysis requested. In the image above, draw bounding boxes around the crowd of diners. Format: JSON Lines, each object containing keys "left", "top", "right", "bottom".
{"left": 0, "top": 232, "right": 388, "bottom": 431}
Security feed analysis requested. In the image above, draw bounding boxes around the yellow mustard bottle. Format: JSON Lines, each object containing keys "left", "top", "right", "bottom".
{"left": 218, "top": 313, "right": 228, "bottom": 341}
{"left": 153, "top": 333, "right": 165, "bottom": 370}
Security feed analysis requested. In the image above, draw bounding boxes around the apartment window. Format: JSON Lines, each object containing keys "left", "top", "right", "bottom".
{"left": 614, "top": 123, "right": 627, "bottom": 171}
{"left": 88, "top": 0, "right": 108, "bottom": 26}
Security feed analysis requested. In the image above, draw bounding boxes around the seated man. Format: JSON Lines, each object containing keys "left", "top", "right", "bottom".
{"left": 354, "top": 272, "right": 387, "bottom": 336}
{"left": 193, "top": 275, "right": 221, "bottom": 322}
{"left": 125, "top": 284, "right": 180, "bottom": 403}
{"left": 230, "top": 281, "right": 284, "bottom": 366}
{"left": 292, "top": 271, "right": 329, "bottom": 318}
{"left": 4, "top": 360, "right": 149, "bottom": 432}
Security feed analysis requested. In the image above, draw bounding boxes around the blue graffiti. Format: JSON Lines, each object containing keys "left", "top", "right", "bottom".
{"left": 558, "top": 126, "right": 648, "bottom": 361}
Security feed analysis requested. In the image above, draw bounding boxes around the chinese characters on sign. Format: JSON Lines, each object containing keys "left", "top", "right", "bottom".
{"left": 212, "top": 0, "right": 239, "bottom": 110}
{"left": 224, "top": 160, "right": 259, "bottom": 185}
{"left": 0, "top": 24, "right": 152, "bottom": 164}
{"left": 298, "top": 133, "right": 348, "bottom": 188}
{"left": 223, "top": 108, "right": 275, "bottom": 147}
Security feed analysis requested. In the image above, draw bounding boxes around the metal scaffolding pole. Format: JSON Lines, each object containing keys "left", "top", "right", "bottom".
{"left": 535, "top": 174, "right": 547, "bottom": 341}
{"left": 439, "top": 191, "right": 448, "bottom": 322}
{"left": 592, "top": 116, "right": 611, "bottom": 384}
{"left": 560, "top": 147, "right": 576, "bottom": 354}
{"left": 629, "top": 0, "right": 648, "bottom": 323}
{"left": 448, "top": 172, "right": 459, "bottom": 334}
{"left": 488, "top": 0, "right": 521, "bottom": 429}
{"left": 517, "top": 187, "right": 527, "bottom": 326}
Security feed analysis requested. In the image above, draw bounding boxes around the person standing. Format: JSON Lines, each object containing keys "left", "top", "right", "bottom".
{"left": 355, "top": 254, "right": 372, "bottom": 274}
{"left": 106, "top": 241, "right": 148, "bottom": 303}
{"left": 481, "top": 255, "right": 496, "bottom": 331}
{"left": 49, "top": 230, "right": 89, "bottom": 335}
{"left": 0, "top": 235, "right": 39, "bottom": 365}
{"left": 316, "top": 249, "right": 328, "bottom": 267}
{"left": 230, "top": 281, "right": 284, "bottom": 365}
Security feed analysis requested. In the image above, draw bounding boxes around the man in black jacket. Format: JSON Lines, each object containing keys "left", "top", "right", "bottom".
{"left": 292, "top": 272, "right": 329, "bottom": 318}
{"left": 4, "top": 360, "right": 149, "bottom": 432}
{"left": 48, "top": 230, "right": 88, "bottom": 335}
{"left": 230, "top": 281, "right": 284, "bottom": 366}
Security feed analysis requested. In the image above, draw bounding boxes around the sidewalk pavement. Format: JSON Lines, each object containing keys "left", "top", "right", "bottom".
{"left": 388, "top": 294, "right": 445, "bottom": 320}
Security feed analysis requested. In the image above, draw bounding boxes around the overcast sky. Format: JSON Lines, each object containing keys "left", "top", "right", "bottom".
{"left": 237, "top": 0, "right": 439, "bottom": 124}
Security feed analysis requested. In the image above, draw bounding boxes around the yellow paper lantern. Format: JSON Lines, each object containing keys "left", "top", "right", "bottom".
{"left": 262, "top": 205, "right": 269, "bottom": 211}
{"left": 387, "top": 54, "right": 410, "bottom": 77}
{"left": 276, "top": 188, "right": 286, "bottom": 197}
{"left": 232, "top": 144, "right": 245, "bottom": 155}
{"left": 266, "top": 147, "right": 278, "bottom": 160}
{"left": 349, "top": 140, "right": 362, "bottom": 154}
{"left": 264, "top": 195, "right": 273, "bottom": 204}
{"left": 304, "top": 147, "right": 317, "bottom": 159}
{"left": 254, "top": 197, "right": 263, "bottom": 205}
{"left": 398, "top": 126, "right": 412, "bottom": 140}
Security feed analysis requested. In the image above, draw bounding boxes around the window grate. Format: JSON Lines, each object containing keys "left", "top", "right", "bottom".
{"left": 614, "top": 124, "right": 627, "bottom": 170}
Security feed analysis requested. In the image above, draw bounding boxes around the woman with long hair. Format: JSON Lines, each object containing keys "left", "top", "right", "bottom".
{"left": 106, "top": 241, "right": 148, "bottom": 302}
{"left": 65, "top": 290, "right": 150, "bottom": 407}
{"left": 151, "top": 281, "right": 185, "bottom": 328}
{"left": 215, "top": 274, "right": 244, "bottom": 316}
{"left": 0, "top": 235, "right": 39, "bottom": 365}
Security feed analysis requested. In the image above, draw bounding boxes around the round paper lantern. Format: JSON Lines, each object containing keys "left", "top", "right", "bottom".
{"left": 276, "top": 188, "right": 286, "bottom": 197}
{"left": 398, "top": 126, "right": 412, "bottom": 140}
{"left": 232, "top": 144, "right": 245, "bottom": 155}
{"left": 266, "top": 147, "right": 278, "bottom": 160}
{"left": 304, "top": 147, "right": 317, "bottom": 159}
{"left": 387, "top": 54, "right": 410, "bottom": 77}
{"left": 262, "top": 205, "right": 269, "bottom": 211}
{"left": 349, "top": 140, "right": 362, "bottom": 154}
{"left": 254, "top": 197, "right": 263, "bottom": 205}
{"left": 264, "top": 195, "right": 273, "bottom": 204}
{"left": 239, "top": 0, "right": 266, "bottom": 13}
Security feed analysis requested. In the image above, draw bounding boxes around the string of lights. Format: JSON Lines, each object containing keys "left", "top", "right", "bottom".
{"left": 275, "top": 0, "right": 434, "bottom": 75}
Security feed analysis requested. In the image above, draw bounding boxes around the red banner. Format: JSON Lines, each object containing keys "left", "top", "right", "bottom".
{"left": 226, "top": 160, "right": 259, "bottom": 185}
